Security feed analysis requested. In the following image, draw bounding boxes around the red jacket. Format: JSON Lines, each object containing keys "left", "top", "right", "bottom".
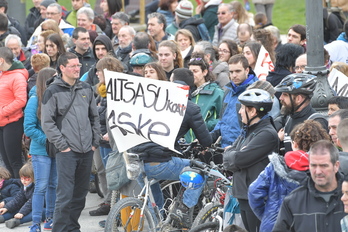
{"left": 0, "top": 61, "right": 28, "bottom": 126}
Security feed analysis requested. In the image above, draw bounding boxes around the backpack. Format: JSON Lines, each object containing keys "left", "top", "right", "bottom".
{"left": 197, "top": 23, "right": 211, "bottom": 42}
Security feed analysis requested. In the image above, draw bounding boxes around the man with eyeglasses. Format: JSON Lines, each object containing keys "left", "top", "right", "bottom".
{"left": 42, "top": 52, "right": 100, "bottom": 232}
{"left": 46, "top": 3, "right": 75, "bottom": 36}
{"left": 294, "top": 53, "right": 307, "bottom": 73}
{"left": 110, "top": 12, "right": 130, "bottom": 51}
{"left": 212, "top": 3, "right": 238, "bottom": 46}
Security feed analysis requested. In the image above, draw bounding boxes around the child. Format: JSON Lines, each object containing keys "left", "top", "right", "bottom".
{"left": 0, "top": 162, "right": 36, "bottom": 229}
{"left": 248, "top": 120, "right": 330, "bottom": 232}
{"left": 0, "top": 167, "right": 22, "bottom": 207}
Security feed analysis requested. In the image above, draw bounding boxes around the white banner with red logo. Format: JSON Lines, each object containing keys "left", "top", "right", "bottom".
{"left": 254, "top": 45, "right": 275, "bottom": 80}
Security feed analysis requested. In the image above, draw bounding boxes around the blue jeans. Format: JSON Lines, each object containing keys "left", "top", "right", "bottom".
{"left": 99, "top": 146, "right": 112, "bottom": 167}
{"left": 31, "top": 155, "right": 57, "bottom": 224}
{"left": 52, "top": 150, "right": 93, "bottom": 232}
{"left": 138, "top": 157, "right": 204, "bottom": 209}
{"left": 3, "top": 211, "right": 33, "bottom": 224}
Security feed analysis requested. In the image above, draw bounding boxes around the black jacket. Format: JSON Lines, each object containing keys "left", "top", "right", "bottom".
{"left": 223, "top": 116, "right": 279, "bottom": 200}
{"left": 5, "top": 183, "right": 34, "bottom": 216}
{"left": 273, "top": 172, "right": 347, "bottom": 232}
{"left": 8, "top": 16, "right": 27, "bottom": 46}
{"left": 131, "top": 82, "right": 213, "bottom": 162}
{"left": 115, "top": 43, "right": 132, "bottom": 73}
{"left": 179, "top": 18, "right": 205, "bottom": 42}
{"left": 266, "top": 67, "right": 292, "bottom": 100}
{"left": 0, "top": 179, "right": 21, "bottom": 204}
{"left": 25, "top": 7, "right": 41, "bottom": 39}
{"left": 69, "top": 46, "right": 96, "bottom": 78}
{"left": 274, "top": 104, "right": 328, "bottom": 153}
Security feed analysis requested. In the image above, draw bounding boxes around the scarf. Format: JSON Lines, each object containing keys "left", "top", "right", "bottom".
{"left": 98, "top": 83, "right": 107, "bottom": 98}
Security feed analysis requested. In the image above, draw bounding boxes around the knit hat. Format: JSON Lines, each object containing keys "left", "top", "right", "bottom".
{"left": 284, "top": 150, "right": 309, "bottom": 171}
{"left": 40, "top": 0, "right": 56, "bottom": 8}
{"left": 247, "top": 80, "right": 276, "bottom": 97}
{"left": 130, "top": 53, "right": 153, "bottom": 67}
{"left": 173, "top": 68, "right": 194, "bottom": 88}
{"left": 175, "top": 0, "right": 193, "bottom": 20}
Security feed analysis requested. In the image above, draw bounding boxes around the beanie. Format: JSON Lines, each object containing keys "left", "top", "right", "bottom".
{"left": 175, "top": 0, "right": 193, "bottom": 21}
{"left": 247, "top": 80, "right": 276, "bottom": 97}
{"left": 130, "top": 53, "right": 153, "bottom": 67}
{"left": 284, "top": 150, "right": 309, "bottom": 171}
{"left": 40, "top": 0, "right": 56, "bottom": 8}
{"left": 173, "top": 68, "right": 194, "bottom": 88}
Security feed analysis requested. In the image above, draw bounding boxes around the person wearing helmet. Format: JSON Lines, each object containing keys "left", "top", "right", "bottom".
{"left": 223, "top": 89, "right": 279, "bottom": 232}
{"left": 273, "top": 73, "right": 328, "bottom": 153}
{"left": 129, "top": 52, "right": 154, "bottom": 76}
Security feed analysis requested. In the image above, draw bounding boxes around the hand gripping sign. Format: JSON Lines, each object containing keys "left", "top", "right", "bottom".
{"left": 105, "top": 70, "right": 189, "bottom": 153}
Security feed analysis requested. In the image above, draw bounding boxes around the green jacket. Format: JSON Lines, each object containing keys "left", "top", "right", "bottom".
{"left": 184, "top": 82, "right": 224, "bottom": 143}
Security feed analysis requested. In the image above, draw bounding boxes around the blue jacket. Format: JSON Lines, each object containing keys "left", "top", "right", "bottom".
{"left": 24, "top": 86, "right": 48, "bottom": 156}
{"left": 248, "top": 153, "right": 308, "bottom": 232}
{"left": 211, "top": 74, "right": 258, "bottom": 148}
{"left": 0, "top": 179, "right": 22, "bottom": 204}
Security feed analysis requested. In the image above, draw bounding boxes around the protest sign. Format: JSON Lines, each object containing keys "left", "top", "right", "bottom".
{"left": 253, "top": 45, "right": 274, "bottom": 80}
{"left": 105, "top": 70, "right": 189, "bottom": 153}
{"left": 328, "top": 68, "right": 348, "bottom": 97}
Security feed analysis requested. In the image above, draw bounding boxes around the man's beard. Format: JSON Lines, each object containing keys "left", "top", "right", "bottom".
{"left": 280, "top": 104, "right": 293, "bottom": 115}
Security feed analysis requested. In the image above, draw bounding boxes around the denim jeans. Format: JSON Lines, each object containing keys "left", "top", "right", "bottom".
{"left": 99, "top": 146, "right": 112, "bottom": 168}
{"left": 3, "top": 211, "right": 33, "bottom": 224}
{"left": 138, "top": 157, "right": 204, "bottom": 209}
{"left": 31, "top": 155, "right": 57, "bottom": 224}
{"left": 52, "top": 150, "right": 93, "bottom": 232}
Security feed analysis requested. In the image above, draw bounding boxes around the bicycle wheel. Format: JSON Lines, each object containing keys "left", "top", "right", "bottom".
{"left": 160, "top": 180, "right": 181, "bottom": 211}
{"left": 190, "top": 222, "right": 219, "bottom": 232}
{"left": 94, "top": 171, "right": 104, "bottom": 198}
{"left": 105, "top": 197, "right": 156, "bottom": 232}
{"left": 192, "top": 202, "right": 223, "bottom": 228}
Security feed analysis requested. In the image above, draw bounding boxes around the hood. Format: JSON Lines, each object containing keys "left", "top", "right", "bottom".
{"left": 205, "top": 0, "right": 222, "bottom": 8}
{"left": 93, "top": 35, "right": 115, "bottom": 61}
{"left": 180, "top": 17, "right": 205, "bottom": 27}
{"left": 212, "top": 61, "right": 229, "bottom": 74}
{"left": 4, "top": 61, "right": 29, "bottom": 80}
{"left": 269, "top": 152, "right": 309, "bottom": 185}
{"left": 337, "top": 32, "right": 348, "bottom": 42}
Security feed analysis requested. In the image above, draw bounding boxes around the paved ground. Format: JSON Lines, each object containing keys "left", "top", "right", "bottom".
{"left": 0, "top": 192, "right": 106, "bottom": 232}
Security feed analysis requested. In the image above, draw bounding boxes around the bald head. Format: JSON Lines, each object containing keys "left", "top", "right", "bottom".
{"left": 295, "top": 53, "right": 307, "bottom": 73}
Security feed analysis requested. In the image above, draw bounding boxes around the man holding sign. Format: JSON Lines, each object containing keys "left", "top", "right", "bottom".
{"left": 105, "top": 68, "right": 212, "bottom": 229}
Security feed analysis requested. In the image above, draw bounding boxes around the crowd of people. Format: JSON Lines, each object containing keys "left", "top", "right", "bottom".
{"left": 1, "top": 0, "right": 348, "bottom": 231}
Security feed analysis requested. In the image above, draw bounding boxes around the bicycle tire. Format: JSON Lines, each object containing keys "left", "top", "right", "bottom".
{"left": 190, "top": 222, "right": 219, "bottom": 232}
{"left": 160, "top": 180, "right": 181, "bottom": 211}
{"left": 94, "top": 172, "right": 104, "bottom": 198}
{"left": 192, "top": 202, "right": 223, "bottom": 228}
{"left": 105, "top": 197, "right": 156, "bottom": 232}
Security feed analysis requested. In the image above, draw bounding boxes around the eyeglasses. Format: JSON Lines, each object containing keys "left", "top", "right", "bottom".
{"left": 217, "top": 11, "right": 227, "bottom": 15}
{"left": 294, "top": 65, "right": 306, "bottom": 71}
{"left": 20, "top": 176, "right": 31, "bottom": 181}
{"left": 66, "top": 64, "right": 82, "bottom": 69}
{"left": 219, "top": 49, "right": 230, "bottom": 54}
{"left": 46, "top": 12, "right": 60, "bottom": 16}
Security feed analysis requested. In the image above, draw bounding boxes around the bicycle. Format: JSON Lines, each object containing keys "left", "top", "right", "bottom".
{"left": 105, "top": 151, "right": 231, "bottom": 232}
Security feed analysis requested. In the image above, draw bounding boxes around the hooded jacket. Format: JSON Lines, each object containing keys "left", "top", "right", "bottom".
{"left": 24, "top": 86, "right": 48, "bottom": 156}
{"left": 0, "top": 179, "right": 22, "bottom": 204}
{"left": 0, "top": 61, "right": 28, "bottom": 127}
{"left": 248, "top": 153, "right": 308, "bottom": 232}
{"left": 210, "top": 74, "right": 258, "bottom": 148}
{"left": 41, "top": 76, "right": 100, "bottom": 153}
{"left": 179, "top": 17, "right": 206, "bottom": 42}
{"left": 273, "top": 172, "right": 347, "bottom": 232}
{"left": 85, "top": 35, "right": 115, "bottom": 88}
{"left": 5, "top": 182, "right": 34, "bottom": 216}
{"left": 223, "top": 116, "right": 279, "bottom": 200}
{"left": 69, "top": 46, "right": 95, "bottom": 78}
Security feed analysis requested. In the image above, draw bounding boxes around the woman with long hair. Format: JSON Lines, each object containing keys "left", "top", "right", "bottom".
{"left": 243, "top": 41, "right": 261, "bottom": 72}
{"left": 158, "top": 40, "right": 183, "bottom": 80}
{"left": 231, "top": 1, "right": 254, "bottom": 26}
{"left": 186, "top": 52, "right": 224, "bottom": 143}
{"left": 144, "top": 62, "right": 167, "bottom": 81}
{"left": 175, "top": 29, "right": 195, "bottom": 68}
{"left": 44, "top": 33, "right": 66, "bottom": 69}
{"left": 24, "top": 67, "right": 58, "bottom": 231}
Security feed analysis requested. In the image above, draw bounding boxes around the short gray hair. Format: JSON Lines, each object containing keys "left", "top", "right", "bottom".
{"left": 48, "top": 3, "right": 62, "bottom": 14}
{"left": 219, "top": 3, "right": 235, "bottom": 13}
{"left": 120, "top": 25, "right": 136, "bottom": 36}
{"left": 77, "top": 7, "right": 95, "bottom": 21}
{"left": 111, "top": 12, "right": 130, "bottom": 25}
{"left": 195, "top": 41, "right": 216, "bottom": 62}
{"left": 5, "top": 34, "right": 22, "bottom": 47}
{"left": 147, "top": 12, "right": 167, "bottom": 31}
